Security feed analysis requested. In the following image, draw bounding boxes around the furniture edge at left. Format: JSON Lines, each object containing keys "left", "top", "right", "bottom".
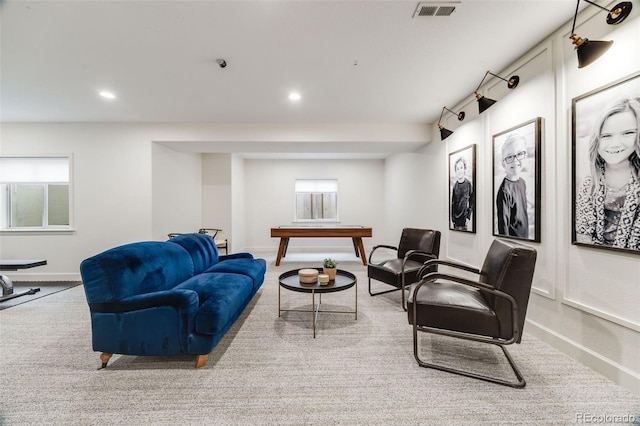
{"left": 1, "top": 259, "right": 47, "bottom": 301}
{"left": 80, "top": 233, "right": 266, "bottom": 369}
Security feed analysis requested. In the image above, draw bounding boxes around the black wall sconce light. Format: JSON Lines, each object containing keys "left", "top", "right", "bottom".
{"left": 474, "top": 71, "right": 520, "bottom": 114}
{"left": 569, "top": 0, "right": 632, "bottom": 68}
{"left": 437, "top": 106, "right": 465, "bottom": 140}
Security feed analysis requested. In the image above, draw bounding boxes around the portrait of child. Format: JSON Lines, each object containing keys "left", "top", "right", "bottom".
{"left": 449, "top": 145, "right": 476, "bottom": 233}
{"left": 572, "top": 72, "right": 640, "bottom": 254}
{"left": 492, "top": 118, "right": 541, "bottom": 242}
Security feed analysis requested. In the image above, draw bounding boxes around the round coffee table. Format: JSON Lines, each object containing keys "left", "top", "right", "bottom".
{"left": 278, "top": 268, "right": 357, "bottom": 338}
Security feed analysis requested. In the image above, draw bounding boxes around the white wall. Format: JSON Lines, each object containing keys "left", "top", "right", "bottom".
{"left": 0, "top": 124, "right": 157, "bottom": 280}
{"left": 438, "top": 119, "right": 487, "bottom": 267}
{"left": 548, "top": 5, "right": 640, "bottom": 393}
{"left": 242, "top": 158, "right": 386, "bottom": 252}
{"left": 383, "top": 151, "right": 444, "bottom": 245}
{"left": 414, "top": 7, "right": 640, "bottom": 394}
{"left": 202, "top": 153, "right": 232, "bottom": 248}
{"left": 0, "top": 123, "right": 420, "bottom": 277}
{"left": 152, "top": 143, "right": 202, "bottom": 240}
{"left": 230, "top": 153, "right": 246, "bottom": 252}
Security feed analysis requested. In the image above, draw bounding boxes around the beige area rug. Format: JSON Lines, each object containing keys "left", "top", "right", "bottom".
{"left": 0, "top": 281, "right": 82, "bottom": 310}
{"left": 1, "top": 260, "right": 639, "bottom": 425}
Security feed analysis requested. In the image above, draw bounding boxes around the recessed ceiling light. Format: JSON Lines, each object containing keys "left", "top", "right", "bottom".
{"left": 288, "top": 92, "right": 301, "bottom": 102}
{"left": 99, "top": 91, "right": 116, "bottom": 99}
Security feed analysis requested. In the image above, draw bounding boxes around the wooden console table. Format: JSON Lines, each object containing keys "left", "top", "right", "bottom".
{"left": 270, "top": 226, "right": 372, "bottom": 266}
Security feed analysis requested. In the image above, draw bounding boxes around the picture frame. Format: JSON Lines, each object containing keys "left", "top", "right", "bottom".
{"left": 571, "top": 71, "right": 640, "bottom": 255}
{"left": 448, "top": 144, "right": 476, "bottom": 233}
{"left": 492, "top": 118, "right": 542, "bottom": 242}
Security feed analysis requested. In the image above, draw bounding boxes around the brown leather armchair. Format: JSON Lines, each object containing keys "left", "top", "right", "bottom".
{"left": 407, "top": 239, "right": 537, "bottom": 388}
{"left": 368, "top": 228, "right": 441, "bottom": 310}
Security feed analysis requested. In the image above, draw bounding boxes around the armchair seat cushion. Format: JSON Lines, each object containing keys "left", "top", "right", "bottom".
{"left": 175, "top": 273, "right": 253, "bottom": 335}
{"left": 368, "top": 258, "right": 424, "bottom": 288}
{"left": 407, "top": 281, "right": 501, "bottom": 338}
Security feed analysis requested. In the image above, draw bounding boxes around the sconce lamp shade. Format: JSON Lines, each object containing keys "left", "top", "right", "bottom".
{"left": 473, "top": 71, "right": 519, "bottom": 113}
{"left": 437, "top": 106, "right": 465, "bottom": 141}
{"left": 568, "top": 0, "right": 631, "bottom": 68}
{"left": 571, "top": 34, "right": 614, "bottom": 68}
{"left": 439, "top": 126, "right": 454, "bottom": 140}
{"left": 475, "top": 92, "right": 497, "bottom": 114}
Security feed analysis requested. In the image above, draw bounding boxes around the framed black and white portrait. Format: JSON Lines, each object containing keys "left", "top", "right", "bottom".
{"left": 492, "top": 118, "right": 542, "bottom": 242}
{"left": 572, "top": 71, "right": 640, "bottom": 254}
{"left": 449, "top": 144, "right": 476, "bottom": 233}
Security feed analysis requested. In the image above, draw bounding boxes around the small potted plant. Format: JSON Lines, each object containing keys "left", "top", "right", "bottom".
{"left": 323, "top": 258, "right": 337, "bottom": 280}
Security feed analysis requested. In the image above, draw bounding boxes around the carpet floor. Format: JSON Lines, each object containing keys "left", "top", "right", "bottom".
{"left": 0, "top": 259, "right": 638, "bottom": 425}
{"left": 0, "top": 282, "right": 81, "bottom": 310}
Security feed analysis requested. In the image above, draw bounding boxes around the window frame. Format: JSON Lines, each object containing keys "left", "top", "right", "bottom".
{"left": 0, "top": 155, "right": 74, "bottom": 232}
{"left": 293, "top": 179, "right": 339, "bottom": 223}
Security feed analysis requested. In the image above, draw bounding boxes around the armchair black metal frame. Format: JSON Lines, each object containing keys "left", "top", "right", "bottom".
{"left": 368, "top": 248, "right": 436, "bottom": 308}
{"left": 198, "top": 228, "right": 228, "bottom": 255}
{"left": 408, "top": 239, "right": 536, "bottom": 388}
{"left": 367, "top": 229, "right": 441, "bottom": 311}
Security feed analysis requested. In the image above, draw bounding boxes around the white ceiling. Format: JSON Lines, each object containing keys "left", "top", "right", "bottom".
{"left": 1, "top": 0, "right": 581, "bottom": 157}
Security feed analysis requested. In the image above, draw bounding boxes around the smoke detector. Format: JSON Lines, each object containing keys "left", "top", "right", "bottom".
{"left": 413, "top": 2, "right": 460, "bottom": 17}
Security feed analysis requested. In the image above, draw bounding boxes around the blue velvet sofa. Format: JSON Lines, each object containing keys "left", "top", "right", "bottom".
{"left": 80, "top": 233, "right": 266, "bottom": 368}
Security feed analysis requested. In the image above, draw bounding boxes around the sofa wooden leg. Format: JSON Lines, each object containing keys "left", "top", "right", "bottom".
{"left": 195, "top": 354, "right": 208, "bottom": 369}
{"left": 100, "top": 352, "right": 113, "bottom": 369}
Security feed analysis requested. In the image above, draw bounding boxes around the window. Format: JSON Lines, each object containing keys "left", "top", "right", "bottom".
{"left": 0, "top": 157, "right": 71, "bottom": 229}
{"left": 294, "top": 179, "right": 338, "bottom": 222}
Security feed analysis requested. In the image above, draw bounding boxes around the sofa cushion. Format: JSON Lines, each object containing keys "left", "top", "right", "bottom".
{"left": 81, "top": 241, "right": 194, "bottom": 304}
{"left": 167, "top": 233, "right": 219, "bottom": 274}
{"left": 204, "top": 258, "right": 267, "bottom": 293}
{"left": 174, "top": 272, "right": 253, "bottom": 335}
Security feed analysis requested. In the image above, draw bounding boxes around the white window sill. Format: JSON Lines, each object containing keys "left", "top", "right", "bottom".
{"left": 293, "top": 220, "right": 340, "bottom": 223}
{"left": 0, "top": 228, "right": 76, "bottom": 234}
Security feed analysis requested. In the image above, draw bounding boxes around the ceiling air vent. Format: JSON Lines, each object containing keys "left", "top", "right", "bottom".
{"left": 413, "top": 2, "right": 460, "bottom": 18}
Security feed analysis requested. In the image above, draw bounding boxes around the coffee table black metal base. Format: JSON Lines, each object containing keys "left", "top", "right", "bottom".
{"left": 278, "top": 268, "right": 357, "bottom": 338}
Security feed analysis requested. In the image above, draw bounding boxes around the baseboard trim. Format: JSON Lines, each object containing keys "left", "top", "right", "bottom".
{"left": 526, "top": 319, "right": 640, "bottom": 397}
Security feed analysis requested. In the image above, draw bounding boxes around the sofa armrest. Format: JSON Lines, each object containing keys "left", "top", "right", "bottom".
{"left": 219, "top": 253, "right": 254, "bottom": 261}
{"left": 88, "top": 289, "right": 199, "bottom": 313}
